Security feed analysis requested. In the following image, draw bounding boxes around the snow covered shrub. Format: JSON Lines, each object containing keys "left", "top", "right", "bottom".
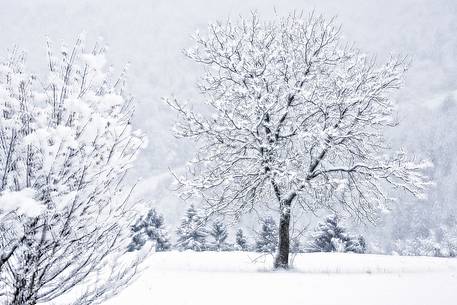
{"left": 386, "top": 205, "right": 457, "bottom": 257}
{"left": 235, "top": 228, "right": 249, "bottom": 251}
{"left": 393, "top": 227, "right": 457, "bottom": 257}
{"left": 306, "top": 215, "right": 366, "bottom": 254}
{"left": 128, "top": 208, "right": 171, "bottom": 252}
{"left": 255, "top": 216, "right": 278, "bottom": 253}
{"left": 0, "top": 37, "right": 146, "bottom": 305}
{"left": 208, "top": 220, "right": 232, "bottom": 251}
{"left": 176, "top": 204, "right": 208, "bottom": 251}
{"left": 393, "top": 238, "right": 439, "bottom": 257}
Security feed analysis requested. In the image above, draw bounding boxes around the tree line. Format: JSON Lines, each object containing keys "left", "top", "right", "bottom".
{"left": 128, "top": 205, "right": 366, "bottom": 254}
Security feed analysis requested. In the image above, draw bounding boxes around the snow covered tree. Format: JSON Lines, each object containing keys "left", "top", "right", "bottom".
{"left": 168, "top": 12, "right": 430, "bottom": 268}
{"left": 290, "top": 237, "right": 302, "bottom": 253}
{"left": 209, "top": 220, "right": 231, "bottom": 251}
{"left": 255, "top": 216, "right": 278, "bottom": 253}
{"left": 128, "top": 208, "right": 171, "bottom": 252}
{"left": 346, "top": 236, "right": 367, "bottom": 254}
{"left": 176, "top": 204, "right": 208, "bottom": 251}
{"left": 392, "top": 225, "right": 457, "bottom": 257}
{"left": 0, "top": 36, "right": 146, "bottom": 305}
{"left": 235, "top": 228, "right": 249, "bottom": 251}
{"left": 307, "top": 215, "right": 366, "bottom": 253}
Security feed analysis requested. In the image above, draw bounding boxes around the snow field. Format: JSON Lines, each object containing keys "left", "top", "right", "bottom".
{"left": 103, "top": 251, "right": 457, "bottom": 305}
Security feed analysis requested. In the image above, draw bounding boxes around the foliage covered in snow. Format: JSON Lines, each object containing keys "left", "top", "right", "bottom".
{"left": 234, "top": 228, "right": 249, "bottom": 251}
{"left": 176, "top": 204, "right": 208, "bottom": 251}
{"left": 0, "top": 188, "right": 43, "bottom": 217}
{"left": 208, "top": 220, "right": 231, "bottom": 251}
{"left": 255, "top": 216, "right": 278, "bottom": 253}
{"left": 392, "top": 226, "right": 457, "bottom": 257}
{"left": 128, "top": 208, "right": 171, "bottom": 252}
{"left": 306, "top": 215, "right": 366, "bottom": 253}
{"left": 0, "top": 37, "right": 146, "bottom": 305}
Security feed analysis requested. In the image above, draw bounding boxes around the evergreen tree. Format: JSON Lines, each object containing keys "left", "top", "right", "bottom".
{"left": 255, "top": 216, "right": 278, "bottom": 253}
{"left": 176, "top": 204, "right": 208, "bottom": 251}
{"left": 235, "top": 228, "right": 248, "bottom": 251}
{"left": 127, "top": 208, "right": 171, "bottom": 252}
{"left": 290, "top": 237, "right": 302, "bottom": 253}
{"left": 128, "top": 233, "right": 147, "bottom": 252}
{"left": 209, "top": 220, "right": 231, "bottom": 251}
{"left": 307, "top": 215, "right": 366, "bottom": 253}
{"left": 346, "top": 236, "right": 367, "bottom": 254}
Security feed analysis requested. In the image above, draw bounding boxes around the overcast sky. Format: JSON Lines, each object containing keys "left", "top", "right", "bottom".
{"left": 2, "top": 0, "right": 456, "bottom": 97}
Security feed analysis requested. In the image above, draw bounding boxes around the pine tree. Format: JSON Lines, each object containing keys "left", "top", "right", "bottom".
{"left": 307, "top": 215, "right": 346, "bottom": 252}
{"left": 290, "top": 237, "right": 302, "bottom": 253}
{"left": 255, "top": 216, "right": 278, "bottom": 253}
{"left": 235, "top": 228, "right": 248, "bottom": 251}
{"left": 307, "top": 215, "right": 366, "bottom": 253}
{"left": 176, "top": 204, "right": 208, "bottom": 251}
{"left": 127, "top": 208, "right": 171, "bottom": 252}
{"left": 209, "top": 220, "right": 230, "bottom": 251}
{"left": 346, "top": 236, "right": 367, "bottom": 254}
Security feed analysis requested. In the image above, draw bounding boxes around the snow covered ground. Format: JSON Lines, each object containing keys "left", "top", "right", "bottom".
{"left": 103, "top": 251, "right": 457, "bottom": 305}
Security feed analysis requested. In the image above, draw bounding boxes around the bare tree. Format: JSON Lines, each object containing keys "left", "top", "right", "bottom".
{"left": 0, "top": 36, "right": 146, "bottom": 304}
{"left": 168, "top": 12, "right": 430, "bottom": 269}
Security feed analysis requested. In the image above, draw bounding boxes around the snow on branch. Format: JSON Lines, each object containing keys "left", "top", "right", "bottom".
{"left": 0, "top": 189, "right": 43, "bottom": 217}
{"left": 0, "top": 36, "right": 146, "bottom": 305}
{"left": 169, "top": 12, "right": 431, "bottom": 222}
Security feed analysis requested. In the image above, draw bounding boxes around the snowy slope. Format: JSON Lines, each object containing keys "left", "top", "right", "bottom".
{"left": 103, "top": 251, "right": 457, "bottom": 305}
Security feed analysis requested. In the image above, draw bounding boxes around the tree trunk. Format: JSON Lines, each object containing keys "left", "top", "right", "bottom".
{"left": 274, "top": 199, "right": 292, "bottom": 269}
{"left": 11, "top": 245, "right": 38, "bottom": 305}
{"left": 11, "top": 277, "right": 33, "bottom": 305}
